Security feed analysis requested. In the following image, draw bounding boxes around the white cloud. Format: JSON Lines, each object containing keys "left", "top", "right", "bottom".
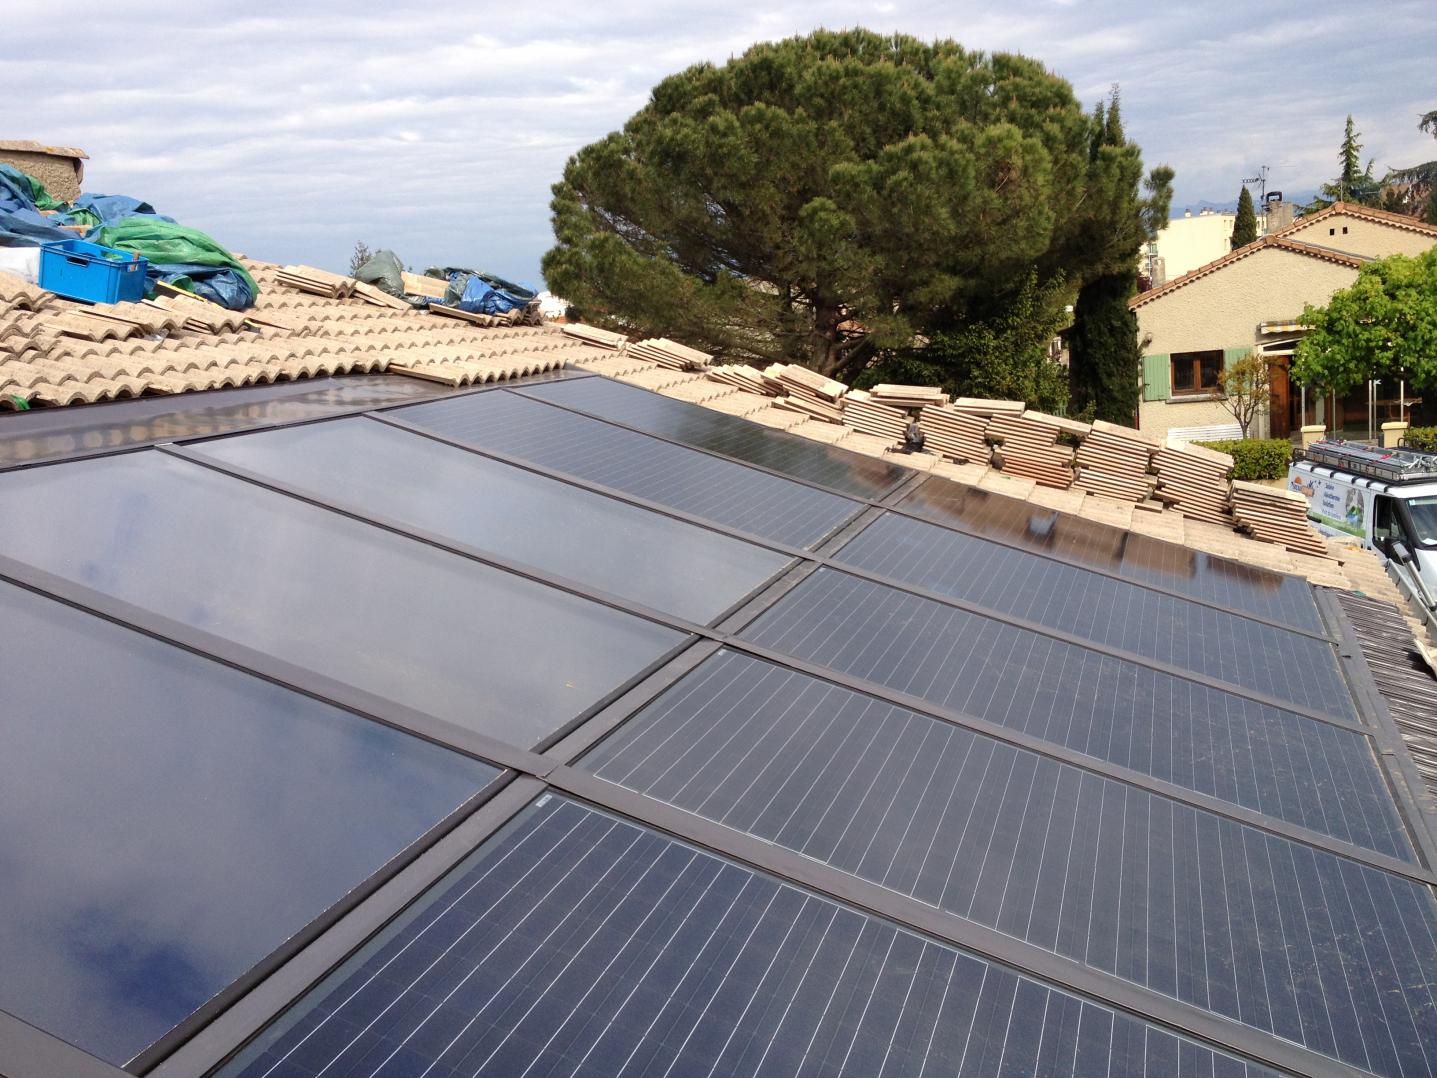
{"left": 3, "top": 0, "right": 1432, "bottom": 285}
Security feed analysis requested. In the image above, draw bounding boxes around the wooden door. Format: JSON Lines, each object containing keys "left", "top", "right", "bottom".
{"left": 1268, "top": 356, "right": 1291, "bottom": 439}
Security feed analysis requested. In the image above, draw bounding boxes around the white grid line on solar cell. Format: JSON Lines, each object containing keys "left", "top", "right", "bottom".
{"left": 584, "top": 651, "right": 1437, "bottom": 1074}
{"left": 739, "top": 570, "right": 1409, "bottom": 858}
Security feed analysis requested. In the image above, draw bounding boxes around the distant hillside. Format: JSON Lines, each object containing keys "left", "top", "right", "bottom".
{"left": 1170, "top": 190, "right": 1317, "bottom": 218}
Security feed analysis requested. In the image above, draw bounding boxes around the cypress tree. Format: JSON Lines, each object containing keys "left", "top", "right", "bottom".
{"left": 1231, "top": 186, "right": 1258, "bottom": 248}
{"left": 1066, "top": 90, "right": 1173, "bottom": 424}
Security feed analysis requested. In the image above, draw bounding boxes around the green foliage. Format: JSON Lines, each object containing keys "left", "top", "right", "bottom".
{"left": 1292, "top": 247, "right": 1437, "bottom": 394}
{"left": 857, "top": 271, "right": 1070, "bottom": 412}
{"left": 542, "top": 30, "right": 1161, "bottom": 380}
{"left": 1065, "top": 90, "right": 1172, "bottom": 424}
{"left": 1217, "top": 351, "right": 1271, "bottom": 437}
{"left": 349, "top": 241, "right": 373, "bottom": 277}
{"left": 1305, "top": 115, "right": 1378, "bottom": 211}
{"left": 1068, "top": 271, "right": 1141, "bottom": 424}
{"left": 1405, "top": 426, "right": 1437, "bottom": 452}
{"left": 1193, "top": 439, "right": 1292, "bottom": 480}
{"left": 1231, "top": 186, "right": 1257, "bottom": 248}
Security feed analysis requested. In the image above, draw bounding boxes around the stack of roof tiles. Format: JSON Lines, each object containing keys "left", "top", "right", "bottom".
{"left": 705, "top": 362, "right": 771, "bottom": 395}
{"left": 840, "top": 389, "right": 908, "bottom": 440}
{"left": 990, "top": 410, "right": 1087, "bottom": 488}
{"left": 1230, "top": 480, "right": 1331, "bottom": 556}
{"left": 916, "top": 400, "right": 992, "bottom": 464}
{"left": 561, "top": 323, "right": 626, "bottom": 350}
{"left": 275, "top": 265, "right": 357, "bottom": 299}
{"left": 762, "top": 363, "right": 846, "bottom": 422}
{"left": 627, "top": 338, "right": 711, "bottom": 371}
{"left": 1153, "top": 442, "right": 1235, "bottom": 523}
{"left": 866, "top": 383, "right": 949, "bottom": 409}
{"left": 1073, "top": 419, "right": 1159, "bottom": 502}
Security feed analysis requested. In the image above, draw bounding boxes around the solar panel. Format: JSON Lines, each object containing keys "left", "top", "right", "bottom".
{"left": 194, "top": 417, "right": 792, "bottom": 623}
{"left": 0, "top": 580, "right": 494, "bottom": 1066}
{"left": 834, "top": 511, "right": 1350, "bottom": 714}
{"left": 0, "top": 452, "right": 685, "bottom": 750}
{"left": 396, "top": 390, "right": 864, "bottom": 548}
{"left": 221, "top": 795, "right": 1274, "bottom": 1078}
{"left": 584, "top": 650, "right": 1437, "bottom": 1074}
{"left": 514, "top": 376, "right": 910, "bottom": 499}
{"left": 899, "top": 478, "right": 1326, "bottom": 633}
{"left": 0, "top": 375, "right": 443, "bottom": 471}
{"left": 740, "top": 570, "right": 1406, "bottom": 857}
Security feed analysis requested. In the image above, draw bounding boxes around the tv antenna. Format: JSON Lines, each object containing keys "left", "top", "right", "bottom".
{"left": 1242, "top": 165, "right": 1270, "bottom": 204}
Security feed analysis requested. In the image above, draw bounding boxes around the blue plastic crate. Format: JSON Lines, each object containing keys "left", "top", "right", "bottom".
{"left": 39, "top": 239, "right": 149, "bottom": 304}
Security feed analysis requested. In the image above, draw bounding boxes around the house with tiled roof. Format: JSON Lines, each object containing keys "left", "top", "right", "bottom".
{"left": 1132, "top": 203, "right": 1437, "bottom": 442}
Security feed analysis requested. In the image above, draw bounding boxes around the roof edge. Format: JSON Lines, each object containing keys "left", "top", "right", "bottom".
{"left": 1131, "top": 235, "right": 1365, "bottom": 309}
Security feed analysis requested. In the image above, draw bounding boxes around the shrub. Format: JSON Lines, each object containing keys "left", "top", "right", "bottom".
{"left": 1193, "top": 438, "right": 1292, "bottom": 480}
{"left": 1404, "top": 426, "right": 1437, "bottom": 452}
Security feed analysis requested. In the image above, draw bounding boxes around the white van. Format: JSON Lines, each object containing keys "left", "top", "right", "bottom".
{"left": 1289, "top": 440, "right": 1437, "bottom": 621}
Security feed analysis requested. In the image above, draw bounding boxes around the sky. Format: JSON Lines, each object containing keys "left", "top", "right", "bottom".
{"left": 4, "top": 1, "right": 1434, "bottom": 288}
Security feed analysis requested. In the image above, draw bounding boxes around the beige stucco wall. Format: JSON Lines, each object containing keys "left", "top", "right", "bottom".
{"left": 1283, "top": 212, "right": 1437, "bottom": 259}
{"left": 1137, "top": 395, "right": 1248, "bottom": 440}
{"left": 0, "top": 149, "right": 82, "bottom": 202}
{"left": 1135, "top": 246, "right": 1359, "bottom": 357}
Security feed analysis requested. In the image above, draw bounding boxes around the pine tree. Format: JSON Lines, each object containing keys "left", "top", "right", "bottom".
{"left": 543, "top": 31, "right": 1112, "bottom": 379}
{"left": 1231, "top": 186, "right": 1258, "bottom": 248}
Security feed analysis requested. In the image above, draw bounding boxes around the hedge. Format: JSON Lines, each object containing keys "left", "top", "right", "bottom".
{"left": 1193, "top": 438, "right": 1292, "bottom": 481}
{"left": 1405, "top": 426, "right": 1437, "bottom": 452}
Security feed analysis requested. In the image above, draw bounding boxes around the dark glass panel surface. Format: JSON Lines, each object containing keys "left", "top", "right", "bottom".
{"left": 0, "top": 375, "right": 446, "bottom": 470}
{"left": 397, "top": 389, "right": 863, "bottom": 548}
{"left": 196, "top": 417, "right": 790, "bottom": 623}
{"left": 0, "top": 452, "right": 683, "bottom": 749}
{"left": 516, "top": 376, "right": 909, "bottom": 499}
{"left": 835, "top": 512, "right": 1353, "bottom": 717}
{"left": 900, "top": 478, "right": 1326, "bottom": 633}
{"left": 223, "top": 796, "right": 1272, "bottom": 1078}
{"left": 0, "top": 581, "right": 493, "bottom": 1065}
{"left": 741, "top": 569, "right": 1408, "bottom": 859}
{"left": 586, "top": 650, "right": 1437, "bottom": 1074}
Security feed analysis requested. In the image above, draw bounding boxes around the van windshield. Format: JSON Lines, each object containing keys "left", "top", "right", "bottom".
{"left": 1409, "top": 496, "right": 1437, "bottom": 546}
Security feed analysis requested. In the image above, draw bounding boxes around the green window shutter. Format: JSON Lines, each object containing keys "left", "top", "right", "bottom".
{"left": 1141, "top": 354, "right": 1170, "bottom": 401}
{"left": 1223, "top": 346, "right": 1250, "bottom": 370}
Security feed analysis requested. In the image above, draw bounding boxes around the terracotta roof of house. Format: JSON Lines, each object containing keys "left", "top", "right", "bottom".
{"left": 1278, "top": 199, "right": 1437, "bottom": 239}
{"left": 1129, "top": 235, "right": 1368, "bottom": 309}
{"left": 0, "top": 260, "right": 611, "bottom": 409}
{"left": 0, "top": 139, "right": 87, "bottom": 160}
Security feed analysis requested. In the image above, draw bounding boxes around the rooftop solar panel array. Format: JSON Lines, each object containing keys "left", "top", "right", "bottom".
{"left": 1, "top": 373, "right": 1431, "bottom": 1078}
{"left": 585, "top": 649, "right": 1437, "bottom": 1073}
{"left": 222, "top": 797, "right": 1275, "bottom": 1078}
{"left": 898, "top": 478, "right": 1327, "bottom": 633}
{"left": 513, "top": 375, "right": 911, "bottom": 500}
{"left": 397, "top": 389, "right": 866, "bottom": 548}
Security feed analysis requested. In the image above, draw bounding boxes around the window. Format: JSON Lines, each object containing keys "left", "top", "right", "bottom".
{"left": 1373, "top": 495, "right": 1414, "bottom": 551}
{"left": 1170, "top": 350, "right": 1224, "bottom": 395}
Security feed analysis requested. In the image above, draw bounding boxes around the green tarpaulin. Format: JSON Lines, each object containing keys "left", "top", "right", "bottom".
{"left": 92, "top": 218, "right": 258, "bottom": 299}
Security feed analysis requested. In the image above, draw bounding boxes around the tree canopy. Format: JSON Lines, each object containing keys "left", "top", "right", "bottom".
{"left": 1292, "top": 247, "right": 1437, "bottom": 394}
{"left": 543, "top": 30, "right": 1164, "bottom": 384}
{"left": 1231, "top": 186, "right": 1257, "bottom": 248}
